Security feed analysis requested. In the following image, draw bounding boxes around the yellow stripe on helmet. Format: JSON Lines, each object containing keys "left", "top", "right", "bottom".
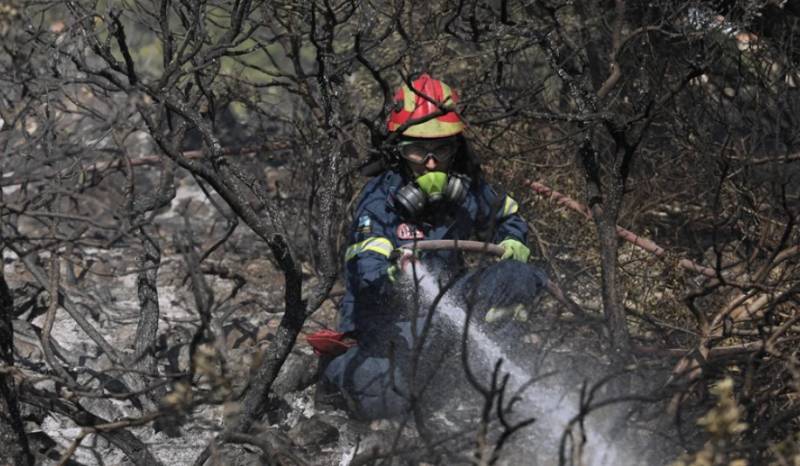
{"left": 402, "top": 81, "right": 455, "bottom": 112}
{"left": 403, "top": 84, "right": 417, "bottom": 112}
{"left": 402, "top": 119, "right": 464, "bottom": 138}
{"left": 439, "top": 81, "right": 455, "bottom": 106}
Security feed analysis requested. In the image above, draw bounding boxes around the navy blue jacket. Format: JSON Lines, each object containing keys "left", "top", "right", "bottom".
{"left": 339, "top": 169, "right": 528, "bottom": 334}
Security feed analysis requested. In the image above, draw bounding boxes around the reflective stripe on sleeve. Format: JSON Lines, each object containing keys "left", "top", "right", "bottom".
{"left": 501, "top": 196, "right": 519, "bottom": 217}
{"left": 345, "top": 237, "right": 394, "bottom": 261}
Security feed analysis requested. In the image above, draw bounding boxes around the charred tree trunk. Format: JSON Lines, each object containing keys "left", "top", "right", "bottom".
{"left": 132, "top": 228, "right": 171, "bottom": 423}
{"left": 593, "top": 190, "right": 631, "bottom": 355}
{"left": 127, "top": 157, "right": 176, "bottom": 411}
{"left": 582, "top": 142, "right": 632, "bottom": 355}
{"left": 540, "top": 0, "right": 636, "bottom": 355}
{"left": 133, "top": 230, "right": 162, "bottom": 380}
{"left": 0, "top": 257, "right": 35, "bottom": 466}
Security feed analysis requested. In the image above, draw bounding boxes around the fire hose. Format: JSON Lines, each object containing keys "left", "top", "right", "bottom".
{"left": 396, "top": 240, "right": 589, "bottom": 319}
{"left": 307, "top": 240, "right": 591, "bottom": 356}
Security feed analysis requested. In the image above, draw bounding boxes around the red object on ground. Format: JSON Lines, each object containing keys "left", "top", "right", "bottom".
{"left": 306, "top": 329, "right": 357, "bottom": 356}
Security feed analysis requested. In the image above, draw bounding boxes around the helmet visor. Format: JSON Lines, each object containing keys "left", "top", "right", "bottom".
{"left": 398, "top": 139, "right": 459, "bottom": 165}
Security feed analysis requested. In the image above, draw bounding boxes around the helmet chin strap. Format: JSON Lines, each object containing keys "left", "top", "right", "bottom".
{"left": 394, "top": 171, "right": 469, "bottom": 218}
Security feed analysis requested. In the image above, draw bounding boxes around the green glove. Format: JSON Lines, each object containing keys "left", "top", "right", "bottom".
{"left": 387, "top": 264, "right": 400, "bottom": 283}
{"left": 499, "top": 238, "right": 530, "bottom": 262}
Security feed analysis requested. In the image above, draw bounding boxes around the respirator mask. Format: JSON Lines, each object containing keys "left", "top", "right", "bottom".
{"left": 394, "top": 171, "right": 469, "bottom": 218}
{"left": 393, "top": 138, "right": 469, "bottom": 217}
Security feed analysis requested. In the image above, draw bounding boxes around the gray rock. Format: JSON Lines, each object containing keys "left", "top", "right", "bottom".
{"left": 287, "top": 415, "right": 339, "bottom": 447}
{"left": 217, "top": 444, "right": 264, "bottom": 466}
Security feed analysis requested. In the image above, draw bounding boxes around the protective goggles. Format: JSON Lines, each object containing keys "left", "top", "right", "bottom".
{"left": 397, "top": 139, "right": 459, "bottom": 165}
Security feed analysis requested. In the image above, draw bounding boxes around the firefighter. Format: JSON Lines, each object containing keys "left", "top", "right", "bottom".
{"left": 318, "top": 74, "right": 532, "bottom": 419}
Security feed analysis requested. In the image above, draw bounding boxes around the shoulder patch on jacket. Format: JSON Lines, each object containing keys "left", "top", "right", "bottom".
{"left": 356, "top": 215, "right": 372, "bottom": 234}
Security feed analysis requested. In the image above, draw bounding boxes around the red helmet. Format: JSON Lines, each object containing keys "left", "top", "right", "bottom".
{"left": 387, "top": 74, "right": 465, "bottom": 138}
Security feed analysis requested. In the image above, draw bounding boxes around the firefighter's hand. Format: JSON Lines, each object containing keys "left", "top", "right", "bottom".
{"left": 499, "top": 238, "right": 530, "bottom": 263}
{"left": 387, "top": 248, "right": 416, "bottom": 283}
